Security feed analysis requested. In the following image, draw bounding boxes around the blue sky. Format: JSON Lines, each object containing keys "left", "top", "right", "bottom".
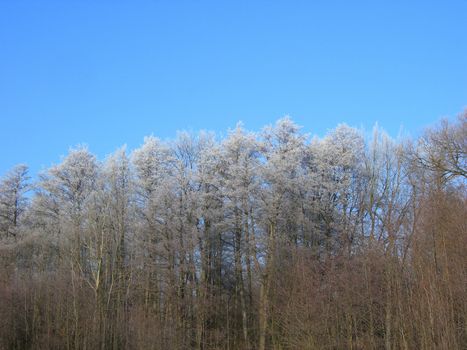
{"left": 1, "top": 0, "right": 466, "bottom": 176}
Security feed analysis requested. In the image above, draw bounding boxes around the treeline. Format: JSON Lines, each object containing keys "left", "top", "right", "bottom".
{"left": 0, "top": 113, "right": 465, "bottom": 350}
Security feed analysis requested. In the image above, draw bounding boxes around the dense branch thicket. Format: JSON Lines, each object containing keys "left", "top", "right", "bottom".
{"left": 0, "top": 113, "right": 466, "bottom": 350}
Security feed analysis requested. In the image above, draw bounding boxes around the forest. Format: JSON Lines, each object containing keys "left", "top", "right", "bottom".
{"left": 0, "top": 113, "right": 465, "bottom": 350}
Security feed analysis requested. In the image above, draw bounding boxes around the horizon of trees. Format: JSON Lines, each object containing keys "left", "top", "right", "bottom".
{"left": 0, "top": 112, "right": 465, "bottom": 350}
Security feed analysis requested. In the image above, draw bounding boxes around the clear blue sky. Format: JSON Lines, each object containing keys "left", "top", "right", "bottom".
{"left": 1, "top": 0, "right": 466, "bottom": 176}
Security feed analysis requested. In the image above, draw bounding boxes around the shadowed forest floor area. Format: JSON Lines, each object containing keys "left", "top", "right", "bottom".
{"left": 0, "top": 113, "right": 466, "bottom": 349}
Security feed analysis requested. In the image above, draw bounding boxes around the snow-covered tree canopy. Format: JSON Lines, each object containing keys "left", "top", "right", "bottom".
{"left": 0, "top": 115, "right": 465, "bottom": 350}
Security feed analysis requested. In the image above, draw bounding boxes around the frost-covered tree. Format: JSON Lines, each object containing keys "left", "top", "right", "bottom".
{"left": 256, "top": 117, "right": 308, "bottom": 350}
{"left": 214, "top": 123, "right": 261, "bottom": 347}
{"left": 0, "top": 164, "right": 29, "bottom": 240}
{"left": 34, "top": 146, "right": 99, "bottom": 237}
{"left": 131, "top": 136, "right": 175, "bottom": 333}
{"left": 308, "top": 124, "right": 365, "bottom": 254}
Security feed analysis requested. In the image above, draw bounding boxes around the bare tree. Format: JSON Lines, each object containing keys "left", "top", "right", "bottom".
{"left": 414, "top": 111, "right": 466, "bottom": 182}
